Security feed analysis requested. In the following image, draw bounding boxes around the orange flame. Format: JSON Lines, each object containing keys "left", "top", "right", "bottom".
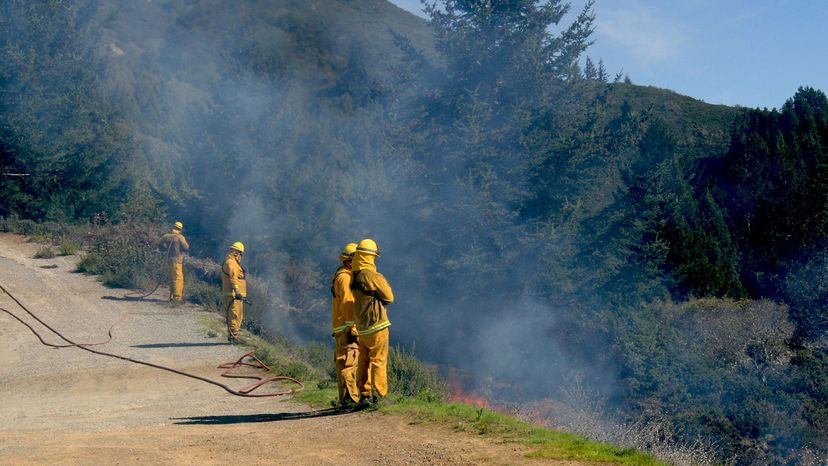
{"left": 446, "top": 368, "right": 491, "bottom": 408}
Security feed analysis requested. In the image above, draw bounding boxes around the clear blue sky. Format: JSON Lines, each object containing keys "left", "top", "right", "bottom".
{"left": 388, "top": 0, "right": 827, "bottom": 109}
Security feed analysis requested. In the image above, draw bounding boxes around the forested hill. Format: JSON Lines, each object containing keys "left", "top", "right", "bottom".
{"left": 3, "top": 1, "right": 828, "bottom": 464}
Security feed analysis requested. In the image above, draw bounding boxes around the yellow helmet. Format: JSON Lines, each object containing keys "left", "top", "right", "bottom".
{"left": 230, "top": 241, "right": 245, "bottom": 253}
{"left": 356, "top": 238, "right": 380, "bottom": 257}
{"left": 340, "top": 242, "right": 358, "bottom": 261}
{"left": 173, "top": 221, "right": 184, "bottom": 231}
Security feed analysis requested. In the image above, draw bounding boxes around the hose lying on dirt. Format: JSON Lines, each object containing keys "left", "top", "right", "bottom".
{"left": 0, "top": 282, "right": 304, "bottom": 397}
{"left": 122, "top": 282, "right": 162, "bottom": 300}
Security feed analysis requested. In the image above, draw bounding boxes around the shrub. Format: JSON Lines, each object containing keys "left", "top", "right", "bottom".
{"left": 58, "top": 241, "right": 80, "bottom": 256}
{"left": 77, "top": 252, "right": 102, "bottom": 274}
{"left": 78, "top": 224, "right": 165, "bottom": 289}
{"left": 33, "top": 246, "right": 55, "bottom": 259}
{"left": 28, "top": 234, "right": 50, "bottom": 244}
{"left": 300, "top": 340, "right": 335, "bottom": 379}
{"left": 253, "top": 344, "right": 317, "bottom": 381}
{"left": 183, "top": 272, "right": 223, "bottom": 311}
{"left": 388, "top": 345, "right": 447, "bottom": 401}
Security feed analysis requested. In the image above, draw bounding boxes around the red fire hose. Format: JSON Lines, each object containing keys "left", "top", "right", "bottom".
{"left": 0, "top": 282, "right": 303, "bottom": 397}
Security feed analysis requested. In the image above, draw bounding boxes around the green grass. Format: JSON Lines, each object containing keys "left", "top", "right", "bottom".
{"left": 294, "top": 384, "right": 338, "bottom": 407}
{"left": 384, "top": 399, "right": 666, "bottom": 465}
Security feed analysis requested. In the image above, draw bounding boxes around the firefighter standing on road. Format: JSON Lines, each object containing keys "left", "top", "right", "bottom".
{"left": 160, "top": 221, "right": 189, "bottom": 303}
{"left": 222, "top": 242, "right": 247, "bottom": 344}
{"left": 351, "top": 238, "right": 394, "bottom": 407}
{"left": 331, "top": 242, "right": 360, "bottom": 408}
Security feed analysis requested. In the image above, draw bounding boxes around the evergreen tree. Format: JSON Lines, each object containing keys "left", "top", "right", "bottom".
{"left": 584, "top": 56, "right": 597, "bottom": 80}
{"left": 597, "top": 58, "right": 608, "bottom": 82}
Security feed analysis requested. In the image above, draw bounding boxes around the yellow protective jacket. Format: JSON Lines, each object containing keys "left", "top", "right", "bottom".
{"left": 160, "top": 230, "right": 189, "bottom": 261}
{"left": 331, "top": 266, "right": 356, "bottom": 335}
{"left": 221, "top": 253, "right": 246, "bottom": 298}
{"left": 351, "top": 251, "right": 394, "bottom": 335}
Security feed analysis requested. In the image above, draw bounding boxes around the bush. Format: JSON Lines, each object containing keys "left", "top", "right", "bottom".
{"left": 300, "top": 340, "right": 335, "bottom": 379}
{"left": 28, "top": 234, "right": 50, "bottom": 244}
{"left": 33, "top": 246, "right": 55, "bottom": 259}
{"left": 77, "top": 252, "right": 102, "bottom": 274}
{"left": 388, "top": 345, "right": 447, "bottom": 401}
{"left": 183, "top": 271, "right": 223, "bottom": 311}
{"left": 58, "top": 241, "right": 80, "bottom": 256}
{"left": 77, "top": 224, "right": 165, "bottom": 289}
{"left": 253, "top": 344, "right": 317, "bottom": 381}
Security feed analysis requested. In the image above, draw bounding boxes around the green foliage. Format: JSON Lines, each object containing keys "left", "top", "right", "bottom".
{"left": 708, "top": 87, "right": 828, "bottom": 299}
{"left": 0, "top": 0, "right": 133, "bottom": 221}
{"left": 388, "top": 345, "right": 447, "bottom": 401}
{"left": 75, "top": 224, "right": 165, "bottom": 290}
{"left": 33, "top": 245, "right": 55, "bottom": 259}
{"left": 58, "top": 240, "right": 80, "bottom": 256}
{"left": 614, "top": 298, "right": 826, "bottom": 464}
{"left": 182, "top": 272, "right": 223, "bottom": 311}
{"left": 76, "top": 252, "right": 102, "bottom": 275}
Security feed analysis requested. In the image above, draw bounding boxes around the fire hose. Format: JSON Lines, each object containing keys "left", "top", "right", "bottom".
{"left": 122, "top": 281, "right": 162, "bottom": 299}
{"left": 0, "top": 282, "right": 304, "bottom": 397}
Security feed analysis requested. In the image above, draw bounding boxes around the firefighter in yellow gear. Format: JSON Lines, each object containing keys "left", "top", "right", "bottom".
{"left": 351, "top": 238, "right": 394, "bottom": 405}
{"left": 221, "top": 242, "right": 247, "bottom": 343}
{"left": 331, "top": 242, "right": 360, "bottom": 407}
{"left": 160, "top": 221, "right": 189, "bottom": 302}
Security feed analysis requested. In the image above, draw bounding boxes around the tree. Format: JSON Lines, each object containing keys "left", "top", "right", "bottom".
{"left": 423, "top": 0, "right": 595, "bottom": 100}
{"left": 584, "top": 56, "right": 597, "bottom": 80}
{"left": 597, "top": 58, "right": 608, "bottom": 82}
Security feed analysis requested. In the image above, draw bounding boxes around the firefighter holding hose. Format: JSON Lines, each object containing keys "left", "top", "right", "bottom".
{"left": 351, "top": 238, "right": 394, "bottom": 408}
{"left": 331, "top": 242, "right": 360, "bottom": 408}
{"left": 160, "top": 221, "right": 189, "bottom": 303}
{"left": 222, "top": 242, "right": 247, "bottom": 344}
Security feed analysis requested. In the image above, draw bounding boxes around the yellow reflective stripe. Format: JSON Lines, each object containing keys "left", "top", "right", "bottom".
{"left": 332, "top": 324, "right": 350, "bottom": 334}
{"left": 357, "top": 320, "right": 391, "bottom": 335}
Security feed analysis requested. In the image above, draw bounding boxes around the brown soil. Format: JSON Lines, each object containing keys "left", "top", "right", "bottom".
{"left": 0, "top": 233, "right": 576, "bottom": 465}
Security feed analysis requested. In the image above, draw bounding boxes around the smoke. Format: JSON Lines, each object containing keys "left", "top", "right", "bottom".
{"left": 7, "top": 1, "right": 822, "bottom": 463}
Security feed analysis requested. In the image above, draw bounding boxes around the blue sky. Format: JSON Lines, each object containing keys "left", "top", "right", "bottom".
{"left": 388, "top": 0, "right": 827, "bottom": 109}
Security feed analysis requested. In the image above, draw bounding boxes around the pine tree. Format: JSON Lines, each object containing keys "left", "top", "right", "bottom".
{"left": 597, "top": 59, "right": 608, "bottom": 82}
{"left": 584, "top": 56, "right": 597, "bottom": 80}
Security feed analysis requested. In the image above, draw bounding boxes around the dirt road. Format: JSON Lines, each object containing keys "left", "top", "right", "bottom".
{"left": 0, "top": 233, "right": 556, "bottom": 465}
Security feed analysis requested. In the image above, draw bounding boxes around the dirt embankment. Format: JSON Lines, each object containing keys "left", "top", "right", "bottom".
{"left": 0, "top": 233, "right": 565, "bottom": 465}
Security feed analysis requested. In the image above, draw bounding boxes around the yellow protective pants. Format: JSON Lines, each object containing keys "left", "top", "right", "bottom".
{"left": 167, "top": 258, "right": 184, "bottom": 301}
{"left": 335, "top": 332, "right": 360, "bottom": 403}
{"left": 356, "top": 328, "right": 389, "bottom": 398}
{"left": 224, "top": 297, "right": 244, "bottom": 338}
